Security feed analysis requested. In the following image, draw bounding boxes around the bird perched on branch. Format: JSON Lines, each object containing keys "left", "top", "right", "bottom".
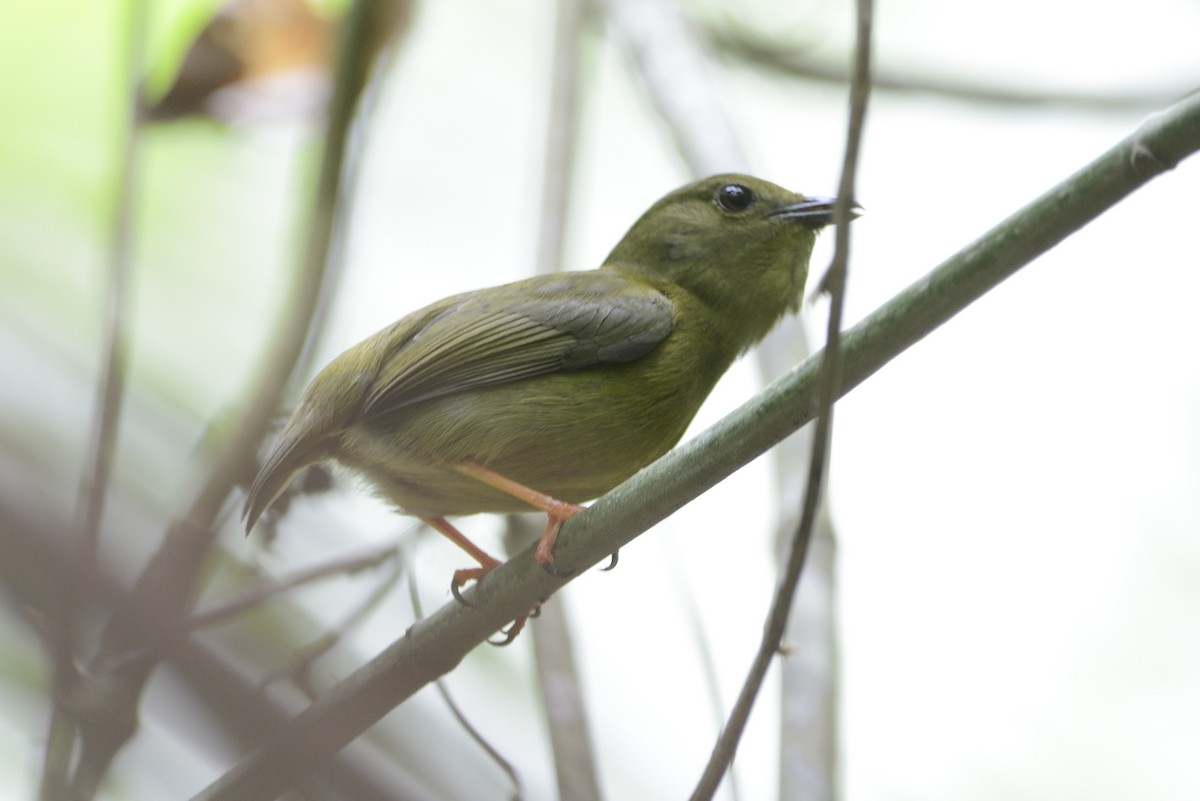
{"left": 244, "top": 174, "right": 853, "bottom": 641}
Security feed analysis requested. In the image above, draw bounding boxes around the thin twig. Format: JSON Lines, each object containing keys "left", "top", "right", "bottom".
{"left": 663, "top": 543, "right": 740, "bottom": 801}
{"left": 406, "top": 537, "right": 525, "bottom": 800}
{"left": 596, "top": 4, "right": 754, "bottom": 796}
{"left": 606, "top": 2, "right": 845, "bottom": 797}
{"left": 506, "top": 516, "right": 601, "bottom": 801}
{"left": 83, "top": 542, "right": 402, "bottom": 673}
{"left": 187, "top": 90, "right": 1200, "bottom": 801}
{"left": 688, "top": 0, "right": 873, "bottom": 797}
{"left": 263, "top": 550, "right": 403, "bottom": 701}
{"left": 191, "top": 544, "right": 399, "bottom": 634}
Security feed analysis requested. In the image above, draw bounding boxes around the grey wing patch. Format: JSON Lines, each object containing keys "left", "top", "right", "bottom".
{"left": 521, "top": 290, "right": 674, "bottom": 367}
{"left": 363, "top": 305, "right": 574, "bottom": 415}
{"left": 362, "top": 284, "right": 674, "bottom": 418}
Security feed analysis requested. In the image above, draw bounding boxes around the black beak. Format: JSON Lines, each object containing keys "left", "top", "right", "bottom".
{"left": 768, "top": 196, "right": 863, "bottom": 227}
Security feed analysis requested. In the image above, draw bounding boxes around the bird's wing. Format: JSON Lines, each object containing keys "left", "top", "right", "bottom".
{"left": 362, "top": 273, "right": 674, "bottom": 418}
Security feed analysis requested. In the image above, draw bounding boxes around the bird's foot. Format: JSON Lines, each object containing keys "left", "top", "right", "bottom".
{"left": 449, "top": 564, "right": 495, "bottom": 607}
{"left": 534, "top": 501, "right": 584, "bottom": 577}
{"left": 488, "top": 604, "right": 542, "bottom": 646}
{"left": 447, "top": 560, "right": 543, "bottom": 646}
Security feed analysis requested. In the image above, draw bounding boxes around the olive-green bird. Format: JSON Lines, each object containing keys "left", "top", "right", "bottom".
{"left": 244, "top": 174, "right": 850, "bottom": 634}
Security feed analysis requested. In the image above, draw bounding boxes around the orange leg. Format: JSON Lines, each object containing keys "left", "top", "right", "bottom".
{"left": 422, "top": 520, "right": 535, "bottom": 642}
{"left": 421, "top": 516, "right": 502, "bottom": 588}
{"left": 420, "top": 515, "right": 532, "bottom": 646}
{"left": 450, "top": 460, "right": 584, "bottom": 566}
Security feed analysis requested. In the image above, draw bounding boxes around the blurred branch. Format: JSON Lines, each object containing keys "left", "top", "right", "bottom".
{"left": 533, "top": 0, "right": 588, "bottom": 276}
{"left": 41, "top": 0, "right": 149, "bottom": 797}
{"left": 776, "top": 504, "right": 838, "bottom": 799}
{"left": 596, "top": 0, "right": 748, "bottom": 174}
{"left": 291, "top": 0, "right": 414, "bottom": 387}
{"left": 2, "top": 496, "right": 428, "bottom": 801}
{"left": 665, "top": 553, "right": 741, "bottom": 801}
{"left": 185, "top": 543, "right": 399, "bottom": 636}
{"left": 408, "top": 537, "right": 526, "bottom": 800}
{"left": 505, "top": 517, "right": 602, "bottom": 801}
{"left": 65, "top": 2, "right": 387, "bottom": 797}
{"left": 709, "top": 26, "right": 1190, "bottom": 111}
{"left": 522, "top": 0, "right": 607, "bottom": 798}
{"left": 261, "top": 550, "right": 403, "bottom": 701}
{"left": 189, "top": 88, "right": 1200, "bottom": 801}
{"left": 692, "top": 0, "right": 873, "bottom": 795}
{"left": 598, "top": 6, "right": 751, "bottom": 795}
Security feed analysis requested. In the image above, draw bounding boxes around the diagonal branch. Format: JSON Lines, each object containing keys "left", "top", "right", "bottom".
{"left": 189, "top": 89, "right": 1200, "bottom": 801}
{"left": 513, "top": 1, "right": 605, "bottom": 798}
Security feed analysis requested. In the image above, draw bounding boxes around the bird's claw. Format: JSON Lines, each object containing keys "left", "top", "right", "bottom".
{"left": 488, "top": 625, "right": 520, "bottom": 647}
{"left": 487, "top": 603, "right": 541, "bottom": 646}
{"left": 450, "top": 580, "right": 472, "bottom": 607}
{"left": 451, "top": 562, "right": 546, "bottom": 645}
{"left": 450, "top": 566, "right": 488, "bottom": 607}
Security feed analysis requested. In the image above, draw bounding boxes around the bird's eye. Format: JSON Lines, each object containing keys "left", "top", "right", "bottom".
{"left": 715, "top": 183, "right": 755, "bottom": 213}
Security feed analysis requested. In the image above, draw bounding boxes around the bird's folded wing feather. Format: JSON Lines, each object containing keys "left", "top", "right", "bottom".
{"left": 362, "top": 276, "right": 673, "bottom": 418}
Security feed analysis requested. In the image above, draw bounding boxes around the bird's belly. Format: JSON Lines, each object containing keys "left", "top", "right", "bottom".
{"left": 336, "top": 370, "right": 706, "bottom": 518}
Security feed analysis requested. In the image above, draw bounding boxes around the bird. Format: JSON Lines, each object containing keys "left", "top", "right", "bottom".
{"left": 243, "top": 173, "right": 851, "bottom": 640}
